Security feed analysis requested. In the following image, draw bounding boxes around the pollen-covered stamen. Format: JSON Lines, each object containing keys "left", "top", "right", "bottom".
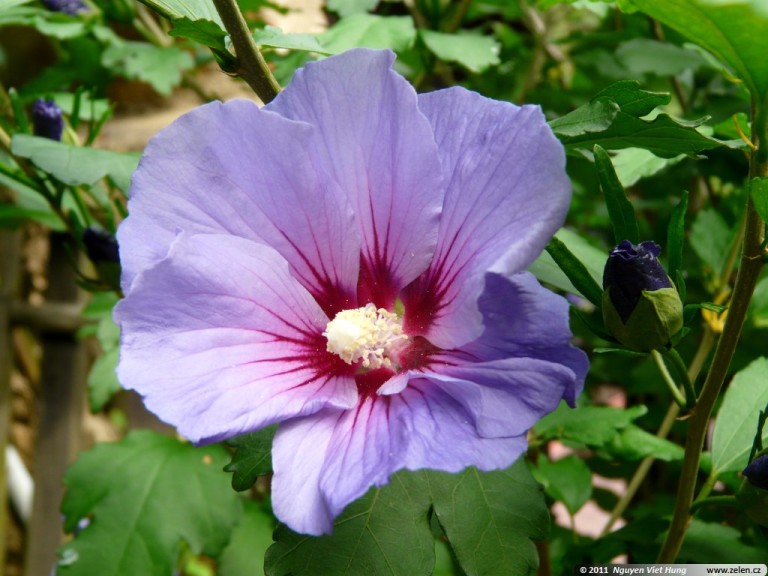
{"left": 324, "top": 303, "right": 407, "bottom": 370}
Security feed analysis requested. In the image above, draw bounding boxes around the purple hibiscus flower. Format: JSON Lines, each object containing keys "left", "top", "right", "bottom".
{"left": 115, "top": 49, "right": 588, "bottom": 535}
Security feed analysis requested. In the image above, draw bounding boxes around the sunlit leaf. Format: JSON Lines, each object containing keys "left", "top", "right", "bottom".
{"left": 419, "top": 30, "right": 501, "bottom": 73}
{"left": 711, "top": 357, "right": 768, "bottom": 473}
{"left": 58, "top": 431, "right": 242, "bottom": 575}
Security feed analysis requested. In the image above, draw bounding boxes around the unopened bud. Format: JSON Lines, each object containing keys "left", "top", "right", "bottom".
{"left": 32, "top": 99, "right": 64, "bottom": 141}
{"left": 602, "top": 240, "right": 683, "bottom": 351}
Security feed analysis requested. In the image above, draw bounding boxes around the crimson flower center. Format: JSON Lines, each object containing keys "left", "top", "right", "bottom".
{"left": 323, "top": 303, "right": 408, "bottom": 370}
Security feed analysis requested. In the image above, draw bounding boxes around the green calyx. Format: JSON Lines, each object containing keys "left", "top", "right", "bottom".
{"left": 602, "top": 286, "right": 684, "bottom": 352}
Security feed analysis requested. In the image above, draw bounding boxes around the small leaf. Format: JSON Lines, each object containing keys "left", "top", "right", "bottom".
{"left": 11, "top": 135, "right": 139, "bottom": 191}
{"left": 102, "top": 40, "right": 194, "bottom": 96}
{"left": 530, "top": 228, "right": 606, "bottom": 297}
{"left": 253, "top": 26, "right": 331, "bottom": 54}
{"left": 711, "top": 357, "right": 768, "bottom": 473}
{"left": 667, "top": 190, "right": 688, "bottom": 288}
{"left": 610, "top": 147, "right": 685, "bottom": 188}
{"left": 219, "top": 500, "right": 275, "bottom": 576}
{"left": 594, "top": 145, "right": 640, "bottom": 245}
{"left": 535, "top": 455, "right": 592, "bottom": 515}
{"left": 265, "top": 471, "right": 434, "bottom": 576}
{"left": 616, "top": 38, "right": 708, "bottom": 77}
{"left": 138, "top": 0, "right": 224, "bottom": 27}
{"left": 87, "top": 347, "right": 120, "bottom": 413}
{"left": 419, "top": 30, "right": 500, "bottom": 73}
{"left": 601, "top": 424, "right": 684, "bottom": 462}
{"left": 224, "top": 426, "right": 277, "bottom": 491}
{"left": 535, "top": 402, "right": 648, "bottom": 447}
{"left": 320, "top": 14, "right": 416, "bottom": 53}
{"left": 690, "top": 208, "right": 736, "bottom": 277}
{"left": 544, "top": 236, "right": 604, "bottom": 307}
{"left": 549, "top": 99, "right": 618, "bottom": 138}
{"left": 751, "top": 177, "right": 768, "bottom": 223}
{"left": 58, "top": 431, "right": 242, "bottom": 576}
{"left": 593, "top": 80, "right": 670, "bottom": 117}
{"left": 169, "top": 17, "right": 227, "bottom": 50}
{"left": 429, "top": 461, "right": 549, "bottom": 576}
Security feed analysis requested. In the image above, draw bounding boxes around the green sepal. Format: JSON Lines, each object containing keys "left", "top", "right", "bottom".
{"left": 602, "top": 286, "right": 683, "bottom": 351}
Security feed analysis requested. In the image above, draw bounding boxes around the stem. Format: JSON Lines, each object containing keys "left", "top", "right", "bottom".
{"left": 656, "top": 101, "right": 767, "bottom": 563}
{"left": 212, "top": 0, "right": 281, "bottom": 103}
{"left": 663, "top": 348, "right": 697, "bottom": 406}
{"left": 689, "top": 495, "right": 738, "bottom": 513}
{"left": 651, "top": 350, "right": 687, "bottom": 408}
{"left": 600, "top": 328, "right": 715, "bottom": 536}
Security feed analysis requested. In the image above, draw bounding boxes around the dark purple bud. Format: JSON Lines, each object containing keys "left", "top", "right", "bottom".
{"left": 744, "top": 453, "right": 768, "bottom": 490}
{"left": 603, "top": 240, "right": 673, "bottom": 323}
{"left": 32, "top": 99, "right": 64, "bottom": 141}
{"left": 41, "top": 0, "right": 87, "bottom": 15}
{"left": 83, "top": 227, "right": 120, "bottom": 264}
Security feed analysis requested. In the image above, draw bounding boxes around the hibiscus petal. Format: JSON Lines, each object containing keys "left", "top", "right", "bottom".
{"left": 271, "top": 382, "right": 527, "bottom": 535}
{"left": 403, "top": 88, "right": 571, "bottom": 348}
{"left": 460, "top": 272, "right": 588, "bottom": 405}
{"left": 118, "top": 100, "right": 359, "bottom": 314}
{"left": 114, "top": 233, "right": 357, "bottom": 443}
{"left": 267, "top": 49, "right": 443, "bottom": 308}
{"left": 422, "top": 359, "right": 577, "bottom": 439}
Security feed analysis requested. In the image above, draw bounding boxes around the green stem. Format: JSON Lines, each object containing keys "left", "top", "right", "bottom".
{"left": 656, "top": 100, "right": 767, "bottom": 563}
{"left": 212, "top": 0, "right": 281, "bottom": 103}
{"left": 663, "top": 348, "right": 697, "bottom": 406}
{"left": 652, "top": 350, "right": 687, "bottom": 408}
{"left": 690, "top": 495, "right": 738, "bottom": 513}
{"left": 600, "top": 328, "right": 715, "bottom": 537}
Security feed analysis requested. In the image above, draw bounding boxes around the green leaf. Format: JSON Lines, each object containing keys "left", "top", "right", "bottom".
{"left": 616, "top": 38, "right": 708, "bottom": 77}
{"left": 534, "top": 455, "right": 592, "bottom": 515}
{"left": 219, "top": 500, "right": 274, "bottom": 576}
{"left": 630, "top": 0, "right": 768, "bottom": 104}
{"left": 544, "top": 235, "right": 604, "bottom": 307}
{"left": 224, "top": 426, "right": 277, "bottom": 491}
{"left": 553, "top": 81, "right": 726, "bottom": 157}
{"left": 102, "top": 41, "right": 194, "bottom": 96}
{"left": 751, "top": 176, "right": 768, "bottom": 223}
{"left": 529, "top": 228, "right": 607, "bottom": 297}
{"left": 535, "top": 402, "right": 648, "bottom": 447}
{"left": 11, "top": 135, "right": 139, "bottom": 191}
{"left": 169, "top": 17, "right": 228, "bottom": 51}
{"left": 265, "top": 471, "right": 435, "bottom": 576}
{"left": 594, "top": 145, "right": 640, "bottom": 245}
{"left": 253, "top": 26, "right": 331, "bottom": 54}
{"left": 429, "top": 461, "right": 549, "bottom": 576}
{"left": 549, "top": 99, "right": 619, "bottom": 138}
{"left": 58, "top": 431, "right": 242, "bottom": 575}
{"left": 749, "top": 276, "right": 768, "bottom": 328}
{"left": 678, "top": 519, "right": 767, "bottom": 563}
{"left": 595, "top": 80, "right": 670, "bottom": 117}
{"left": 87, "top": 347, "right": 120, "bottom": 413}
{"left": 419, "top": 30, "right": 501, "bottom": 73}
{"left": 711, "top": 357, "right": 768, "bottom": 473}
{"left": 667, "top": 190, "right": 688, "bottom": 286}
{"left": 602, "top": 424, "right": 684, "bottom": 462}
{"left": 609, "top": 147, "right": 685, "bottom": 188}
{"left": 690, "top": 207, "right": 735, "bottom": 277}
{"left": 320, "top": 14, "right": 416, "bottom": 53}
{"left": 138, "top": 0, "right": 224, "bottom": 27}
{"left": 327, "top": 0, "right": 377, "bottom": 17}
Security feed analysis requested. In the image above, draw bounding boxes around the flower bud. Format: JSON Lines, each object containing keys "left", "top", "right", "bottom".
{"left": 744, "top": 452, "right": 768, "bottom": 490}
{"left": 83, "top": 227, "right": 120, "bottom": 264}
{"left": 32, "top": 99, "right": 64, "bottom": 141}
{"left": 41, "top": 0, "right": 87, "bottom": 15}
{"left": 602, "top": 240, "right": 683, "bottom": 351}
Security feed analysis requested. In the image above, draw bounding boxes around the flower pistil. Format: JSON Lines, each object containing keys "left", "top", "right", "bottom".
{"left": 324, "top": 303, "right": 408, "bottom": 370}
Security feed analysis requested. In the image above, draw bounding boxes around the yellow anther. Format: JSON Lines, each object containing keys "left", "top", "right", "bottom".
{"left": 324, "top": 304, "right": 407, "bottom": 369}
